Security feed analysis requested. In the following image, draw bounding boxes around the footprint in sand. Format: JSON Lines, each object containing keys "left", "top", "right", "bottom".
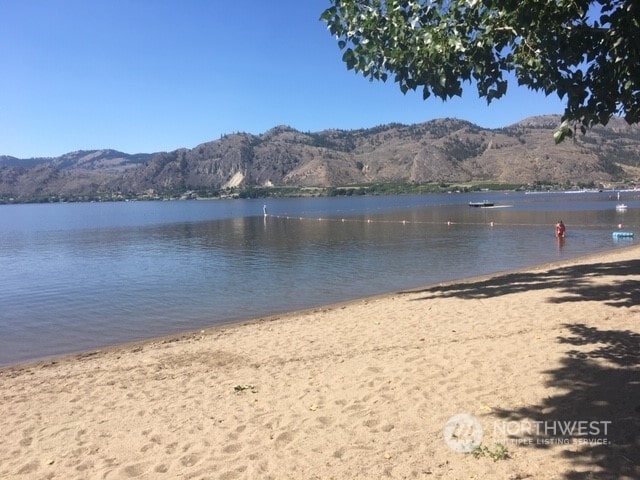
{"left": 363, "top": 417, "right": 380, "bottom": 429}
{"left": 120, "top": 462, "right": 151, "bottom": 477}
{"left": 222, "top": 443, "right": 243, "bottom": 454}
{"left": 342, "top": 401, "right": 365, "bottom": 416}
{"left": 274, "top": 431, "right": 293, "bottom": 446}
{"left": 19, "top": 436, "right": 32, "bottom": 447}
{"left": 16, "top": 460, "right": 39, "bottom": 475}
{"left": 381, "top": 423, "right": 395, "bottom": 432}
{"left": 316, "top": 416, "right": 334, "bottom": 427}
{"left": 219, "top": 465, "right": 248, "bottom": 480}
{"left": 164, "top": 442, "right": 178, "bottom": 454}
{"left": 140, "top": 443, "right": 154, "bottom": 453}
{"left": 75, "top": 428, "right": 87, "bottom": 445}
{"left": 180, "top": 453, "right": 201, "bottom": 467}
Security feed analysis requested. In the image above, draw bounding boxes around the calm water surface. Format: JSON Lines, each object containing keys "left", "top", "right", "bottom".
{"left": 1, "top": 191, "right": 638, "bottom": 366}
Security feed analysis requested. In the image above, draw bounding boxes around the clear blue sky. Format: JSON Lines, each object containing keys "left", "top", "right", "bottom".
{"left": 1, "top": 0, "right": 565, "bottom": 159}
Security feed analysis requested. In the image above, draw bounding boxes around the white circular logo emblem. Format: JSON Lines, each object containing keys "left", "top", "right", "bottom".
{"left": 443, "top": 413, "right": 483, "bottom": 453}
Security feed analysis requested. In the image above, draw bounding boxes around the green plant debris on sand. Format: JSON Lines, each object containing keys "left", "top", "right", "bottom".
{"left": 471, "top": 443, "right": 509, "bottom": 461}
{"left": 234, "top": 384, "right": 257, "bottom": 394}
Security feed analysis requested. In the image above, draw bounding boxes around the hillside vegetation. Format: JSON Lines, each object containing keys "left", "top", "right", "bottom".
{"left": 1, "top": 115, "right": 639, "bottom": 201}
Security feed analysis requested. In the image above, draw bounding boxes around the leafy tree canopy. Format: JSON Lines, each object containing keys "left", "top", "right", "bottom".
{"left": 321, "top": 0, "right": 640, "bottom": 142}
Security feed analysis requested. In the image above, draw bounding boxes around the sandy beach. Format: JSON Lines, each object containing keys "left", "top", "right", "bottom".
{"left": 1, "top": 246, "right": 639, "bottom": 479}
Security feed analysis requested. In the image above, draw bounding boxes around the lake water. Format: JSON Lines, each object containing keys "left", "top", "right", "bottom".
{"left": 1, "top": 191, "right": 638, "bottom": 366}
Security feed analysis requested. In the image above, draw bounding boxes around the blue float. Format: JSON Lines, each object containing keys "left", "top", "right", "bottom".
{"left": 612, "top": 231, "right": 634, "bottom": 238}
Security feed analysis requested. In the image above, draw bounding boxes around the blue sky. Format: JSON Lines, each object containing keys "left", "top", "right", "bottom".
{"left": 0, "top": 0, "right": 565, "bottom": 159}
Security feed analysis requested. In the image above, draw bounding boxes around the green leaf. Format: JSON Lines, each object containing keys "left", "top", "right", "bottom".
{"left": 342, "top": 49, "right": 357, "bottom": 70}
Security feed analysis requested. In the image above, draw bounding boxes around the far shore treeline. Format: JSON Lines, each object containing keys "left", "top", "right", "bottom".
{"left": 0, "top": 181, "right": 615, "bottom": 205}
{"left": 1, "top": 115, "right": 639, "bottom": 204}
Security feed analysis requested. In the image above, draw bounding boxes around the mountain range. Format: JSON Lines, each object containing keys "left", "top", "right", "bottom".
{"left": 2, "top": 115, "right": 639, "bottom": 200}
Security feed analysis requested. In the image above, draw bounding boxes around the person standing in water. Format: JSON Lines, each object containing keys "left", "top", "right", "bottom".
{"left": 555, "top": 220, "right": 566, "bottom": 238}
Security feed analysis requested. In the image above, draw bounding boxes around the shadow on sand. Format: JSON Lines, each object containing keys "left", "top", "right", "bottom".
{"left": 406, "top": 259, "right": 640, "bottom": 479}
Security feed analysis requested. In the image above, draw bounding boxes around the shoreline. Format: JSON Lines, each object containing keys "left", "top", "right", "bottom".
{"left": 3, "top": 244, "right": 637, "bottom": 372}
{"left": 2, "top": 243, "right": 639, "bottom": 372}
{"left": 2, "top": 244, "right": 639, "bottom": 479}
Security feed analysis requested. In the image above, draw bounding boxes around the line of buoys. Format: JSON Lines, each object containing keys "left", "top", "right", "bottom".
{"left": 268, "top": 214, "right": 493, "bottom": 226}
{"left": 264, "top": 213, "right": 635, "bottom": 231}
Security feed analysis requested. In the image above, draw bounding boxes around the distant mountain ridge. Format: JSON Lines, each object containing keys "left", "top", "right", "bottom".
{"left": 0, "top": 149, "right": 153, "bottom": 170}
{"left": 2, "top": 115, "right": 639, "bottom": 199}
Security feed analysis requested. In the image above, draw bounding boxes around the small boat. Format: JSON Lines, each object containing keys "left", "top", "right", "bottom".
{"left": 469, "top": 201, "right": 494, "bottom": 208}
{"left": 615, "top": 192, "right": 628, "bottom": 211}
{"left": 612, "top": 231, "right": 634, "bottom": 238}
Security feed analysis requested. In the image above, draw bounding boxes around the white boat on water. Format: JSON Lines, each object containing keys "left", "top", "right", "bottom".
{"left": 615, "top": 192, "right": 628, "bottom": 211}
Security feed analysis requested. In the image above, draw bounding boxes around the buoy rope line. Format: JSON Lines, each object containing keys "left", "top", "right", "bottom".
{"left": 264, "top": 214, "right": 636, "bottom": 230}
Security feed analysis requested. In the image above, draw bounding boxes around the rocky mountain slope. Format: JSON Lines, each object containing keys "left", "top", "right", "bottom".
{"left": 2, "top": 115, "right": 639, "bottom": 198}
